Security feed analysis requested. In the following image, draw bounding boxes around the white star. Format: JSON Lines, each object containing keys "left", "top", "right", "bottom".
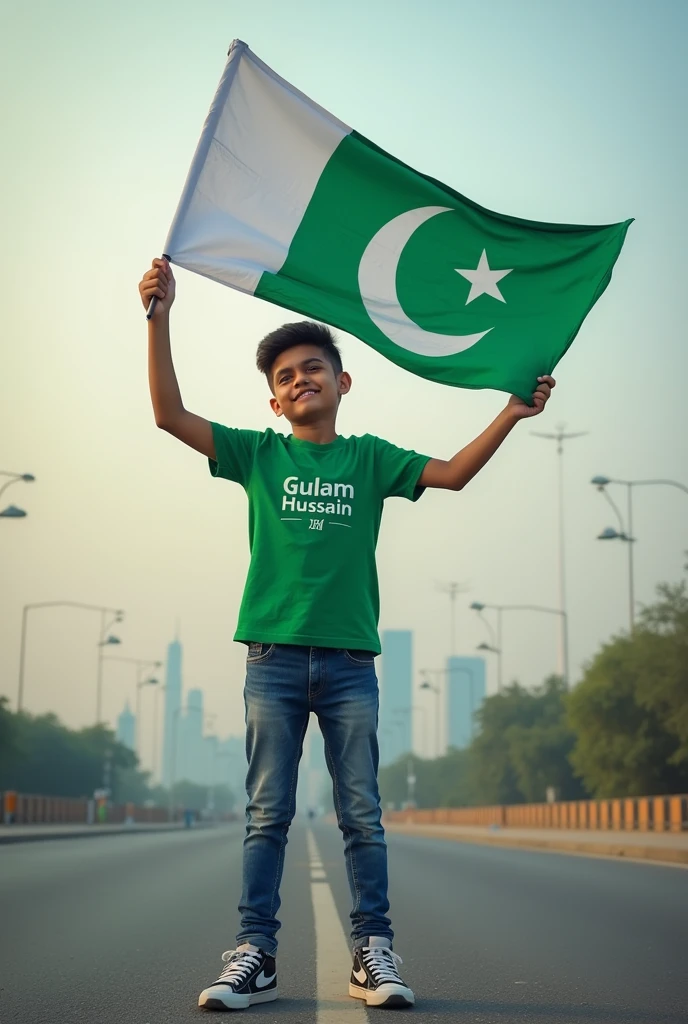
{"left": 455, "top": 249, "right": 513, "bottom": 304}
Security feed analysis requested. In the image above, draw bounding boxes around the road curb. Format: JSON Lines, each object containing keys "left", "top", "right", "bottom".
{"left": 384, "top": 823, "right": 688, "bottom": 867}
{"left": 0, "top": 824, "right": 213, "bottom": 846}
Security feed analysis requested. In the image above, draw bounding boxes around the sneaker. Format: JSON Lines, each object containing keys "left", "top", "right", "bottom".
{"left": 349, "top": 940, "right": 415, "bottom": 1008}
{"left": 198, "top": 944, "right": 278, "bottom": 1010}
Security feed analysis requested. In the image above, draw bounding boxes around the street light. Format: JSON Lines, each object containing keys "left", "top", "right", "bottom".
{"left": 470, "top": 600, "right": 569, "bottom": 688}
{"left": 152, "top": 683, "right": 166, "bottom": 784}
{"left": 422, "top": 664, "right": 479, "bottom": 747}
{"left": 0, "top": 505, "right": 27, "bottom": 518}
{"left": 531, "top": 426, "right": 587, "bottom": 681}
{"left": 389, "top": 705, "right": 428, "bottom": 759}
{"left": 591, "top": 475, "right": 688, "bottom": 632}
{"left": 103, "top": 656, "right": 162, "bottom": 756}
{"left": 17, "top": 601, "right": 125, "bottom": 713}
{"left": 436, "top": 580, "right": 470, "bottom": 656}
{"left": 419, "top": 671, "right": 443, "bottom": 757}
{"left": 96, "top": 611, "right": 124, "bottom": 724}
{"left": 0, "top": 471, "right": 35, "bottom": 517}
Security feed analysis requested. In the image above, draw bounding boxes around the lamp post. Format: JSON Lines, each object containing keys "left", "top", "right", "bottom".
{"left": 471, "top": 601, "right": 503, "bottom": 691}
{"left": 436, "top": 580, "right": 470, "bottom": 656}
{"left": 470, "top": 601, "right": 569, "bottom": 687}
{"left": 152, "top": 683, "right": 166, "bottom": 784}
{"left": 531, "top": 426, "right": 587, "bottom": 680}
{"left": 96, "top": 611, "right": 125, "bottom": 724}
{"left": 0, "top": 471, "right": 35, "bottom": 518}
{"left": 419, "top": 671, "right": 442, "bottom": 757}
{"left": 390, "top": 705, "right": 428, "bottom": 759}
{"left": 17, "top": 601, "right": 125, "bottom": 713}
{"left": 592, "top": 475, "right": 688, "bottom": 632}
{"left": 103, "top": 657, "right": 161, "bottom": 755}
{"left": 422, "top": 664, "right": 479, "bottom": 747}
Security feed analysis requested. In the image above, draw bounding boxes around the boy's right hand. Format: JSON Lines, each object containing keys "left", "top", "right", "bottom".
{"left": 139, "top": 258, "right": 176, "bottom": 318}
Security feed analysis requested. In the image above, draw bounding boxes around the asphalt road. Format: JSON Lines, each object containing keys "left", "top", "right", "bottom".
{"left": 1, "top": 820, "right": 686, "bottom": 1023}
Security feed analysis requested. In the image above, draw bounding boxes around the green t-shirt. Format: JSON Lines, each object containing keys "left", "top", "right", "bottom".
{"left": 209, "top": 425, "right": 431, "bottom": 654}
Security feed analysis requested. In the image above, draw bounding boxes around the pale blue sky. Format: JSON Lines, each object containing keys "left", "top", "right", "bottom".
{"left": 3, "top": 0, "right": 687, "bottom": 770}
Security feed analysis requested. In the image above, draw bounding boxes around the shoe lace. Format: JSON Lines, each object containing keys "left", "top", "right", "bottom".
{"left": 362, "top": 946, "right": 404, "bottom": 984}
{"left": 217, "top": 948, "right": 262, "bottom": 985}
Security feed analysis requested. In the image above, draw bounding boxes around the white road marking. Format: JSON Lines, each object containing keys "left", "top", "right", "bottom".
{"left": 307, "top": 829, "right": 367, "bottom": 1023}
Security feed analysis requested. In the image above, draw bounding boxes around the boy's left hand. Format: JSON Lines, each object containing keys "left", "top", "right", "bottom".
{"left": 507, "top": 375, "right": 556, "bottom": 420}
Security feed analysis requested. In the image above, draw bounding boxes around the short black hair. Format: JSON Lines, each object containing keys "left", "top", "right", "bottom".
{"left": 256, "top": 321, "right": 343, "bottom": 380}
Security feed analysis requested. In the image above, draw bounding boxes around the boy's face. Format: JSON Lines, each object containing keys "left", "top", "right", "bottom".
{"left": 269, "top": 344, "right": 351, "bottom": 425}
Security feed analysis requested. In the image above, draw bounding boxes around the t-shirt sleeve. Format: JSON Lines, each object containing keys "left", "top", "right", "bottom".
{"left": 208, "top": 423, "right": 262, "bottom": 487}
{"left": 374, "top": 437, "right": 432, "bottom": 502}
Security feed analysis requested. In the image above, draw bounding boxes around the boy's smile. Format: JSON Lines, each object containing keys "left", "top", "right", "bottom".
{"left": 269, "top": 344, "right": 351, "bottom": 429}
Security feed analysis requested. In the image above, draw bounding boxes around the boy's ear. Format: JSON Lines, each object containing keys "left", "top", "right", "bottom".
{"left": 269, "top": 397, "right": 284, "bottom": 417}
{"left": 338, "top": 371, "right": 352, "bottom": 396}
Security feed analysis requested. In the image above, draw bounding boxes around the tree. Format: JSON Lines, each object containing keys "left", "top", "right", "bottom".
{"left": 0, "top": 710, "right": 137, "bottom": 799}
{"left": 0, "top": 697, "right": 21, "bottom": 778}
{"left": 568, "top": 580, "right": 688, "bottom": 797}
{"left": 467, "top": 677, "right": 584, "bottom": 805}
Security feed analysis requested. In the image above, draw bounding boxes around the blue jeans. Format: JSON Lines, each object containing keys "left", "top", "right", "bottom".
{"left": 237, "top": 643, "right": 392, "bottom": 955}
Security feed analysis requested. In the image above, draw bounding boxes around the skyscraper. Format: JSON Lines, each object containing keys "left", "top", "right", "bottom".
{"left": 116, "top": 700, "right": 135, "bottom": 752}
{"left": 216, "top": 735, "right": 246, "bottom": 809}
{"left": 161, "top": 635, "right": 183, "bottom": 787}
{"left": 446, "top": 656, "right": 486, "bottom": 750}
{"left": 379, "top": 630, "right": 413, "bottom": 766}
{"left": 179, "top": 688, "right": 204, "bottom": 783}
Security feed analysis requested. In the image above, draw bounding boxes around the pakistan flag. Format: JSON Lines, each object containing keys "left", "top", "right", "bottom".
{"left": 163, "top": 40, "right": 632, "bottom": 400}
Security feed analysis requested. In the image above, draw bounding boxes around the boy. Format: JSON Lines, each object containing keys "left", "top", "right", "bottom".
{"left": 139, "top": 257, "right": 554, "bottom": 1011}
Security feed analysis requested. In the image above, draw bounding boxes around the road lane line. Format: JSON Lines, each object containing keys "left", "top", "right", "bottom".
{"left": 307, "top": 829, "right": 367, "bottom": 1023}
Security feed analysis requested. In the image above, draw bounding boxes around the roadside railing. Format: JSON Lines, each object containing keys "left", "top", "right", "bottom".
{"left": 385, "top": 794, "right": 688, "bottom": 832}
{"left": 2, "top": 791, "right": 178, "bottom": 825}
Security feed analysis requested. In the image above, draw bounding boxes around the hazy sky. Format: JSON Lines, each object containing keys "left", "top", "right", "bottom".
{"left": 3, "top": 0, "right": 687, "bottom": 773}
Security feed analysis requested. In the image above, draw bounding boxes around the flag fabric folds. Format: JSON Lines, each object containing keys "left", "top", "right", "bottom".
{"left": 164, "top": 40, "right": 632, "bottom": 399}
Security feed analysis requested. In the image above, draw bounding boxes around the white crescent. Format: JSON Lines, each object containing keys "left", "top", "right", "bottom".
{"left": 357, "top": 205, "right": 492, "bottom": 357}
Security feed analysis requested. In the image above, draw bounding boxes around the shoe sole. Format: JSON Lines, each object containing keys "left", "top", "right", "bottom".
{"left": 349, "top": 982, "right": 415, "bottom": 1007}
{"left": 198, "top": 987, "right": 279, "bottom": 1010}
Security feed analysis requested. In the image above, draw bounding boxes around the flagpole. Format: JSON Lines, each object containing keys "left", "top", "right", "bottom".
{"left": 146, "top": 38, "right": 247, "bottom": 322}
{"left": 145, "top": 253, "right": 172, "bottom": 321}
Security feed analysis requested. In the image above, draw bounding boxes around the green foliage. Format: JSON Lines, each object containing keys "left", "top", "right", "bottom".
{"left": 380, "top": 675, "right": 583, "bottom": 809}
{"left": 472, "top": 676, "right": 584, "bottom": 805}
{"left": 379, "top": 749, "right": 473, "bottom": 810}
{"left": 568, "top": 580, "right": 688, "bottom": 797}
{"left": 0, "top": 710, "right": 137, "bottom": 800}
{"left": 0, "top": 705, "right": 235, "bottom": 810}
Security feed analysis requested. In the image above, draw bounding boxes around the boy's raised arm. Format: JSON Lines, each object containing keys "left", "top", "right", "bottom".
{"left": 139, "top": 258, "right": 216, "bottom": 460}
{"left": 419, "top": 376, "right": 556, "bottom": 492}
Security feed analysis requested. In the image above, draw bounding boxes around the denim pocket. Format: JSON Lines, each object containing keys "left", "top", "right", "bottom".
{"left": 344, "top": 649, "right": 377, "bottom": 665}
{"left": 246, "top": 642, "right": 276, "bottom": 663}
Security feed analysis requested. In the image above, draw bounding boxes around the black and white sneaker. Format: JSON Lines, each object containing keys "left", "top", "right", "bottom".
{"left": 349, "top": 939, "right": 415, "bottom": 1007}
{"left": 198, "top": 944, "right": 278, "bottom": 1010}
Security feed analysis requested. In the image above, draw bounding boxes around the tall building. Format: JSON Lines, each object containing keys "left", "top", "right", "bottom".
{"left": 446, "top": 656, "right": 486, "bottom": 750}
{"left": 379, "top": 630, "right": 413, "bottom": 766}
{"left": 178, "top": 688, "right": 204, "bottom": 783}
{"left": 116, "top": 701, "right": 135, "bottom": 752}
{"left": 216, "top": 735, "right": 246, "bottom": 809}
{"left": 161, "top": 635, "right": 183, "bottom": 787}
